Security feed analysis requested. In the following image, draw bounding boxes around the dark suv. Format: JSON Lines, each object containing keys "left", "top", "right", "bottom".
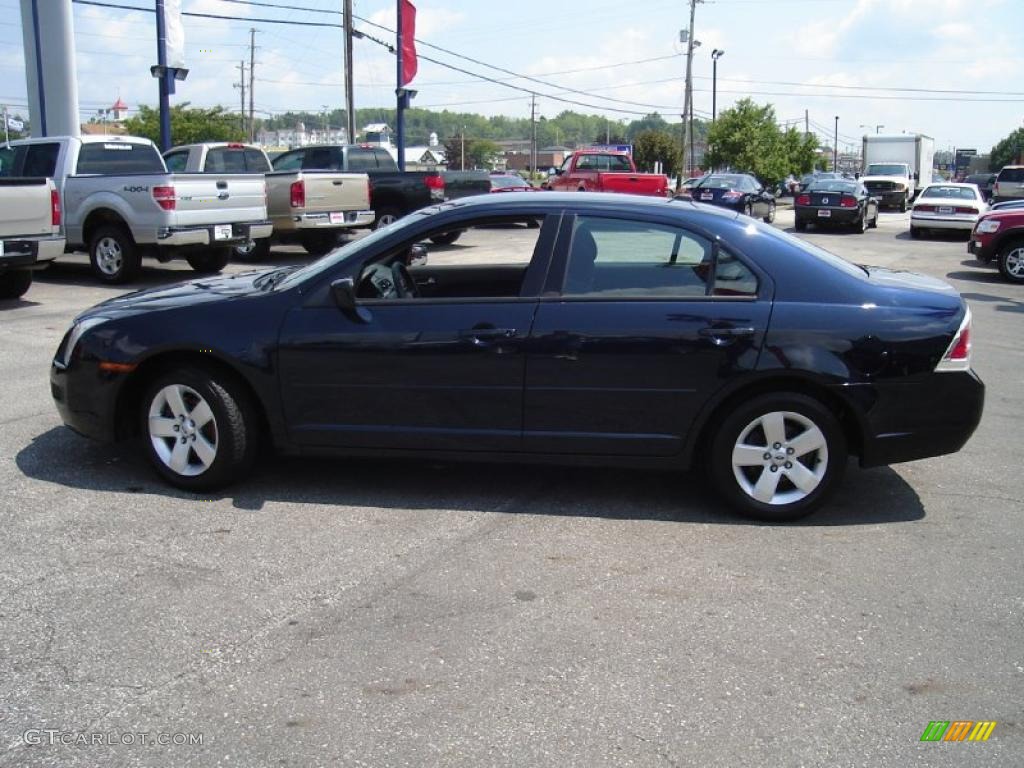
{"left": 964, "top": 173, "right": 997, "bottom": 201}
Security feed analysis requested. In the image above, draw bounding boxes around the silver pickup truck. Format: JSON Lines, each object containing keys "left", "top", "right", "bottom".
{"left": 164, "top": 142, "right": 373, "bottom": 257}
{"left": 0, "top": 177, "right": 64, "bottom": 299}
{"left": 2, "top": 135, "right": 272, "bottom": 283}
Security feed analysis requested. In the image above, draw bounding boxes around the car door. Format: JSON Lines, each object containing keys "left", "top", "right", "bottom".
{"left": 276, "top": 213, "right": 559, "bottom": 453}
{"left": 524, "top": 212, "right": 771, "bottom": 457}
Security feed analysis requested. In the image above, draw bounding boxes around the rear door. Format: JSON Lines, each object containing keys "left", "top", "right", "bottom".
{"left": 524, "top": 212, "right": 771, "bottom": 456}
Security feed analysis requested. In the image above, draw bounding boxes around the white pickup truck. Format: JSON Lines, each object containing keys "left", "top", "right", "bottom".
{"left": 1, "top": 135, "right": 272, "bottom": 283}
{"left": 164, "top": 142, "right": 373, "bottom": 258}
{"left": 0, "top": 177, "right": 64, "bottom": 299}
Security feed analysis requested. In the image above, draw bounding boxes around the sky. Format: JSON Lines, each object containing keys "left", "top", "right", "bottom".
{"left": 0, "top": 0, "right": 1020, "bottom": 153}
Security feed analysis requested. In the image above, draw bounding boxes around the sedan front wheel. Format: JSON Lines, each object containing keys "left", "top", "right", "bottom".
{"left": 141, "top": 367, "right": 258, "bottom": 491}
{"left": 710, "top": 393, "right": 846, "bottom": 521}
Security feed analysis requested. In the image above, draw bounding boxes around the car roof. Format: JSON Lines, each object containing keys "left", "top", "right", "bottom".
{"left": 923, "top": 182, "right": 977, "bottom": 188}
{"left": 444, "top": 191, "right": 740, "bottom": 223}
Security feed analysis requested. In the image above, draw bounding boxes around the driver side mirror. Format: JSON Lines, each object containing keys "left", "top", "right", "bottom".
{"left": 406, "top": 243, "right": 428, "bottom": 267}
{"left": 330, "top": 277, "right": 372, "bottom": 323}
{"left": 553, "top": 167, "right": 564, "bottom": 176}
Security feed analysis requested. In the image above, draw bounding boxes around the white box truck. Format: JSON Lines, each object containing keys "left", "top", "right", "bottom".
{"left": 860, "top": 134, "right": 934, "bottom": 211}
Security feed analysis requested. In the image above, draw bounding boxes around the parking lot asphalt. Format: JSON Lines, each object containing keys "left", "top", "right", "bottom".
{"left": 1, "top": 208, "right": 1021, "bottom": 767}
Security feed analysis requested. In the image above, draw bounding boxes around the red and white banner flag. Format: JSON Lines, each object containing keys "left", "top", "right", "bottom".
{"left": 400, "top": 0, "right": 418, "bottom": 86}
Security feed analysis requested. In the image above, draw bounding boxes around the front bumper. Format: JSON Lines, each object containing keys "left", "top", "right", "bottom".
{"left": 50, "top": 355, "right": 123, "bottom": 443}
{"left": 968, "top": 237, "right": 994, "bottom": 261}
{"left": 866, "top": 190, "right": 906, "bottom": 206}
{"left": 856, "top": 370, "right": 985, "bottom": 468}
{"left": 156, "top": 220, "right": 273, "bottom": 248}
{"left": 0, "top": 235, "right": 65, "bottom": 270}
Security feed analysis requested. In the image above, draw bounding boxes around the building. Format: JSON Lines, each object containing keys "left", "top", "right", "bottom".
{"left": 504, "top": 145, "right": 570, "bottom": 173}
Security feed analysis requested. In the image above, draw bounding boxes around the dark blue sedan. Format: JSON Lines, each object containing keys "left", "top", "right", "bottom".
{"left": 50, "top": 193, "right": 983, "bottom": 520}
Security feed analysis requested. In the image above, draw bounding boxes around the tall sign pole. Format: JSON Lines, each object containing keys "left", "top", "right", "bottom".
{"left": 395, "top": 0, "right": 406, "bottom": 171}
{"left": 155, "top": 0, "right": 172, "bottom": 150}
{"left": 679, "top": 0, "right": 698, "bottom": 189}
{"left": 343, "top": 0, "right": 355, "bottom": 144}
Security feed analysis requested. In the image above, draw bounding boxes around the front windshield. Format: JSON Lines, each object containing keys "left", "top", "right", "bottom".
{"left": 275, "top": 208, "right": 436, "bottom": 290}
{"left": 865, "top": 164, "right": 907, "bottom": 176}
{"left": 920, "top": 186, "right": 977, "bottom": 200}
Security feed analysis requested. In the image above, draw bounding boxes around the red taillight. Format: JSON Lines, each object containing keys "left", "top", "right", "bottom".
{"left": 840, "top": 195, "right": 857, "bottom": 208}
{"left": 914, "top": 204, "right": 935, "bottom": 212}
{"left": 424, "top": 174, "right": 445, "bottom": 190}
{"left": 954, "top": 206, "right": 976, "bottom": 215}
{"left": 290, "top": 179, "right": 305, "bottom": 208}
{"left": 722, "top": 190, "right": 742, "bottom": 200}
{"left": 936, "top": 307, "right": 972, "bottom": 372}
{"left": 152, "top": 185, "right": 176, "bottom": 211}
{"left": 51, "top": 188, "right": 61, "bottom": 226}
{"left": 796, "top": 194, "right": 810, "bottom": 206}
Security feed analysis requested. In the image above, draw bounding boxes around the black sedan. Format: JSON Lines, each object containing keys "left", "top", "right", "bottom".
{"left": 795, "top": 179, "right": 880, "bottom": 233}
{"left": 50, "top": 193, "right": 983, "bottom": 521}
{"left": 691, "top": 174, "right": 776, "bottom": 223}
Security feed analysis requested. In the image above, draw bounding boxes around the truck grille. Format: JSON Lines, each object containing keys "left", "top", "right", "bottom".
{"left": 865, "top": 181, "right": 897, "bottom": 192}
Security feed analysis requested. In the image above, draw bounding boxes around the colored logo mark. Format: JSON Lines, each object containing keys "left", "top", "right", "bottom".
{"left": 920, "top": 721, "right": 996, "bottom": 742}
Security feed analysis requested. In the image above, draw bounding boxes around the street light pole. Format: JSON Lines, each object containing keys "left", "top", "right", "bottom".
{"left": 154, "top": 0, "right": 172, "bottom": 150}
{"left": 711, "top": 48, "right": 724, "bottom": 122}
{"left": 833, "top": 115, "right": 839, "bottom": 171}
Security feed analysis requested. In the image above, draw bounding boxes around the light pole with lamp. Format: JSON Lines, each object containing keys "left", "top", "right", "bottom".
{"left": 833, "top": 115, "right": 839, "bottom": 171}
{"left": 711, "top": 48, "right": 724, "bottom": 122}
{"left": 860, "top": 123, "right": 884, "bottom": 134}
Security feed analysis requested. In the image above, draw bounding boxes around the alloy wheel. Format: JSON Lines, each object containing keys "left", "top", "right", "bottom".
{"left": 1004, "top": 246, "right": 1024, "bottom": 279}
{"left": 148, "top": 384, "right": 219, "bottom": 477}
{"left": 95, "top": 236, "right": 124, "bottom": 276}
{"left": 730, "top": 410, "right": 829, "bottom": 506}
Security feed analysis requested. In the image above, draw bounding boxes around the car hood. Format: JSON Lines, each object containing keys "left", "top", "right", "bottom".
{"left": 79, "top": 269, "right": 275, "bottom": 320}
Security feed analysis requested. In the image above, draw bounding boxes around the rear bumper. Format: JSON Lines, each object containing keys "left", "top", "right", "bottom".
{"left": 0, "top": 235, "right": 64, "bottom": 270}
{"left": 855, "top": 370, "right": 985, "bottom": 467}
{"left": 274, "top": 210, "right": 376, "bottom": 231}
{"left": 795, "top": 207, "right": 861, "bottom": 224}
{"left": 911, "top": 214, "right": 977, "bottom": 230}
{"left": 156, "top": 220, "right": 272, "bottom": 247}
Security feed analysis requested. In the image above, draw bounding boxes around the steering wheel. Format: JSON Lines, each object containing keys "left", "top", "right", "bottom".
{"left": 391, "top": 261, "right": 419, "bottom": 299}
{"left": 363, "top": 263, "right": 398, "bottom": 299}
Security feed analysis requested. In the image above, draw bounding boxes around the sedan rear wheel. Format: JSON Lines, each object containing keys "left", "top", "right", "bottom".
{"left": 998, "top": 240, "right": 1024, "bottom": 284}
{"left": 141, "top": 367, "right": 258, "bottom": 491}
{"left": 710, "top": 393, "right": 846, "bottom": 521}
{"left": 855, "top": 211, "right": 868, "bottom": 234}
{"left": 763, "top": 202, "right": 776, "bottom": 224}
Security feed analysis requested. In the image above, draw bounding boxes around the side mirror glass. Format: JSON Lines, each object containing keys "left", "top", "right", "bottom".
{"left": 553, "top": 167, "right": 564, "bottom": 176}
{"left": 407, "top": 243, "right": 428, "bottom": 267}
{"left": 548, "top": 167, "right": 557, "bottom": 176}
{"left": 330, "top": 277, "right": 372, "bottom": 323}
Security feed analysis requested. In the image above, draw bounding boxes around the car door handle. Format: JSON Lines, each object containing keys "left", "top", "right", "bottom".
{"left": 458, "top": 328, "right": 517, "bottom": 345}
{"left": 698, "top": 326, "right": 756, "bottom": 345}
{"left": 332, "top": 180, "right": 344, "bottom": 185}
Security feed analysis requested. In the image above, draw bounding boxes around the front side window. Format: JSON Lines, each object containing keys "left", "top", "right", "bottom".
{"left": 562, "top": 216, "right": 714, "bottom": 298}
{"left": 575, "top": 155, "right": 598, "bottom": 171}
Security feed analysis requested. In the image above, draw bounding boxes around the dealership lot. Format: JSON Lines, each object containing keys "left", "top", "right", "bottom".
{"left": 1, "top": 209, "right": 1021, "bottom": 766}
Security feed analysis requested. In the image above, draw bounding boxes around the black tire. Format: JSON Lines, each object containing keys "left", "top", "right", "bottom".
{"left": 869, "top": 210, "right": 879, "bottom": 228}
{"left": 0, "top": 270, "right": 32, "bottom": 299}
{"left": 899, "top": 197, "right": 908, "bottom": 213}
{"left": 89, "top": 224, "right": 141, "bottom": 284}
{"left": 794, "top": 219, "right": 807, "bottom": 232}
{"left": 708, "top": 392, "right": 847, "bottom": 521}
{"left": 186, "top": 248, "right": 230, "bottom": 274}
{"left": 909, "top": 226, "right": 922, "bottom": 239}
{"left": 140, "top": 366, "right": 258, "bottom": 492}
{"left": 997, "top": 239, "right": 1024, "bottom": 284}
{"left": 373, "top": 208, "right": 402, "bottom": 230}
{"left": 233, "top": 238, "right": 271, "bottom": 262}
{"left": 763, "top": 203, "right": 776, "bottom": 224}
{"left": 429, "top": 231, "right": 462, "bottom": 246}
{"left": 299, "top": 231, "right": 339, "bottom": 256}
{"left": 743, "top": 202, "right": 753, "bottom": 217}
{"left": 854, "top": 211, "right": 868, "bottom": 234}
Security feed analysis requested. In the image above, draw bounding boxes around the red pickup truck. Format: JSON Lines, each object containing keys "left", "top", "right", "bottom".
{"left": 969, "top": 207, "right": 1024, "bottom": 283}
{"left": 547, "top": 150, "right": 670, "bottom": 197}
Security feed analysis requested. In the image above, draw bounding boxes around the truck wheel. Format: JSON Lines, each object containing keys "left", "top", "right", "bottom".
{"left": 373, "top": 208, "right": 401, "bottom": 230}
{"left": 186, "top": 248, "right": 230, "bottom": 274}
{"left": 0, "top": 270, "right": 33, "bottom": 299}
{"left": 899, "top": 197, "right": 908, "bottom": 213}
{"left": 429, "top": 231, "right": 462, "bottom": 246}
{"left": 90, "top": 225, "right": 141, "bottom": 284}
{"left": 998, "top": 240, "right": 1024, "bottom": 284}
{"left": 299, "top": 231, "right": 339, "bottom": 256}
{"left": 233, "top": 238, "right": 271, "bottom": 262}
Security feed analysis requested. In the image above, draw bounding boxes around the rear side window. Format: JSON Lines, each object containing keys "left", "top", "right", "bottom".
{"left": 76, "top": 142, "right": 165, "bottom": 174}
{"left": 563, "top": 216, "right": 714, "bottom": 298}
{"left": 271, "top": 151, "right": 303, "bottom": 171}
{"left": 713, "top": 249, "right": 758, "bottom": 297}
{"left": 204, "top": 148, "right": 247, "bottom": 173}
{"left": 23, "top": 143, "right": 60, "bottom": 177}
{"left": 998, "top": 167, "right": 1024, "bottom": 183}
{"left": 347, "top": 148, "right": 377, "bottom": 171}
{"left": 163, "top": 151, "right": 188, "bottom": 172}
{"left": 302, "top": 146, "right": 340, "bottom": 170}
{"left": 374, "top": 149, "right": 398, "bottom": 170}
{"left": 244, "top": 149, "right": 270, "bottom": 172}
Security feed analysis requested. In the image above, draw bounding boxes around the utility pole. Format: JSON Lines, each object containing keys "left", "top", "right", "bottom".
{"left": 530, "top": 94, "right": 537, "bottom": 178}
{"left": 805, "top": 109, "right": 809, "bottom": 139}
{"left": 234, "top": 61, "right": 247, "bottom": 134}
{"left": 679, "top": 0, "right": 699, "bottom": 189}
{"left": 460, "top": 126, "right": 466, "bottom": 170}
{"left": 343, "top": 0, "right": 355, "bottom": 143}
{"left": 834, "top": 115, "right": 839, "bottom": 171}
{"left": 2, "top": 105, "right": 8, "bottom": 144}
{"left": 248, "top": 28, "right": 256, "bottom": 143}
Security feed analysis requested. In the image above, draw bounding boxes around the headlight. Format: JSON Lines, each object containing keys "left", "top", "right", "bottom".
{"left": 895, "top": 183, "right": 906, "bottom": 192}
{"left": 976, "top": 219, "right": 1001, "bottom": 234}
{"left": 58, "top": 316, "right": 109, "bottom": 368}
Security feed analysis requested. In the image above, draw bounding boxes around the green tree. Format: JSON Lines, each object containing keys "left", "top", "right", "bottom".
{"left": 633, "top": 130, "right": 682, "bottom": 178}
{"left": 123, "top": 103, "right": 244, "bottom": 145}
{"left": 989, "top": 127, "right": 1024, "bottom": 171}
{"left": 705, "top": 98, "right": 811, "bottom": 185}
{"left": 442, "top": 135, "right": 501, "bottom": 169}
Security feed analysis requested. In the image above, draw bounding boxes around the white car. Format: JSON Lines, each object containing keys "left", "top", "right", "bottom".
{"left": 910, "top": 183, "right": 987, "bottom": 238}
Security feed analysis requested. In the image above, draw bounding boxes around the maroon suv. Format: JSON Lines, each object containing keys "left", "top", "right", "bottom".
{"left": 969, "top": 208, "right": 1024, "bottom": 283}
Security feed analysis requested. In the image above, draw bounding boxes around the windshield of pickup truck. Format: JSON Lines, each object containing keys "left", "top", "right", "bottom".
{"left": 76, "top": 142, "right": 166, "bottom": 175}
{"left": 865, "top": 164, "right": 908, "bottom": 176}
